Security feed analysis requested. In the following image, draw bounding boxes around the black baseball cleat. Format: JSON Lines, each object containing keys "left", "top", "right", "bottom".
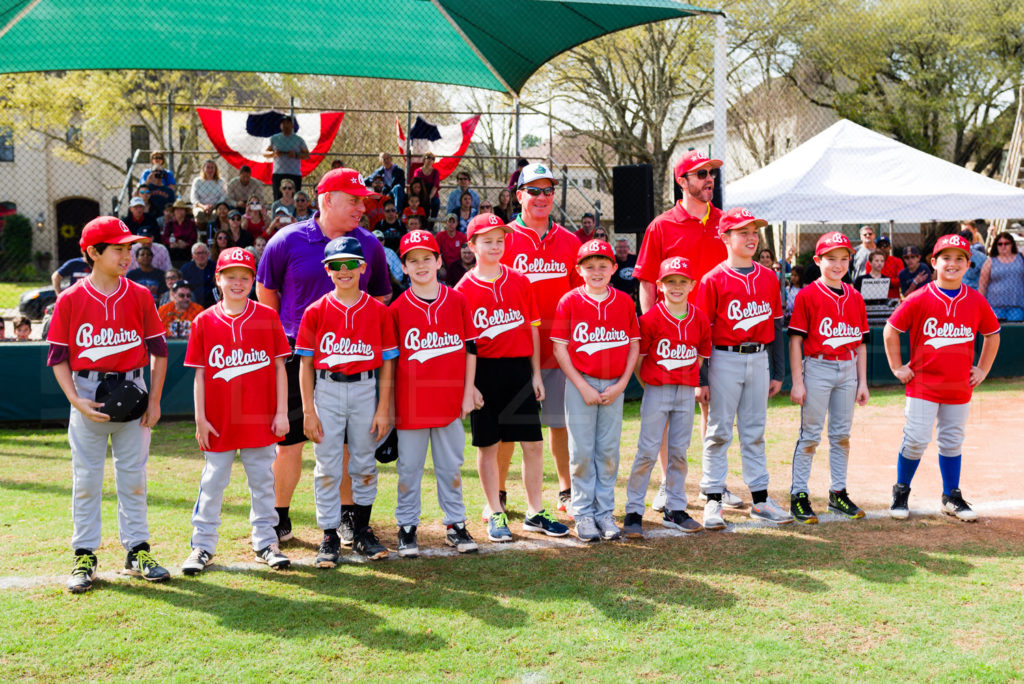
{"left": 123, "top": 544, "right": 170, "bottom": 582}
{"left": 316, "top": 534, "right": 342, "bottom": 568}
{"left": 790, "top": 492, "right": 819, "bottom": 524}
{"left": 397, "top": 525, "right": 419, "bottom": 558}
{"left": 274, "top": 512, "right": 293, "bottom": 543}
{"left": 828, "top": 489, "right": 865, "bottom": 519}
{"left": 353, "top": 527, "right": 389, "bottom": 560}
{"left": 67, "top": 551, "right": 97, "bottom": 594}
{"left": 942, "top": 488, "right": 978, "bottom": 522}
{"left": 339, "top": 509, "right": 356, "bottom": 547}
{"left": 445, "top": 522, "right": 479, "bottom": 554}
{"left": 255, "top": 544, "right": 291, "bottom": 570}
{"left": 890, "top": 483, "right": 911, "bottom": 520}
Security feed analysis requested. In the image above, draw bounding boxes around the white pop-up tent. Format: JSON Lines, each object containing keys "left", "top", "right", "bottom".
{"left": 727, "top": 119, "right": 1024, "bottom": 222}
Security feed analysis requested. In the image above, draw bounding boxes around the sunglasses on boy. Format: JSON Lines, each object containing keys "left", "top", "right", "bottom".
{"left": 684, "top": 169, "right": 711, "bottom": 180}
{"left": 326, "top": 259, "right": 364, "bottom": 271}
{"left": 523, "top": 186, "right": 555, "bottom": 197}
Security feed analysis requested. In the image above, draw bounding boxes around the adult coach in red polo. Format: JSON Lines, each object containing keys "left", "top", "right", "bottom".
{"left": 634, "top": 150, "right": 732, "bottom": 511}
{"left": 257, "top": 167, "right": 391, "bottom": 544}
{"left": 500, "top": 163, "right": 582, "bottom": 515}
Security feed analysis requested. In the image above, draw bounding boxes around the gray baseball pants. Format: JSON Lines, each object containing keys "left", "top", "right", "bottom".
{"left": 395, "top": 418, "right": 467, "bottom": 527}
{"left": 626, "top": 384, "right": 696, "bottom": 514}
{"left": 899, "top": 397, "right": 970, "bottom": 460}
{"left": 700, "top": 348, "right": 770, "bottom": 494}
{"left": 791, "top": 357, "right": 857, "bottom": 494}
{"left": 540, "top": 367, "right": 567, "bottom": 429}
{"left": 313, "top": 377, "right": 377, "bottom": 529}
{"left": 565, "top": 374, "right": 624, "bottom": 519}
{"left": 68, "top": 373, "right": 150, "bottom": 552}
{"left": 190, "top": 445, "right": 278, "bottom": 553}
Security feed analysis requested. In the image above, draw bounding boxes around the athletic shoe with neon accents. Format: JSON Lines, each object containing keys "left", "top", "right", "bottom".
{"left": 890, "top": 483, "right": 911, "bottom": 520}
{"left": 123, "top": 544, "right": 170, "bottom": 582}
{"left": 445, "top": 522, "right": 479, "bottom": 553}
{"left": 487, "top": 512, "right": 513, "bottom": 542}
{"left": 522, "top": 509, "right": 570, "bottom": 537}
{"left": 750, "top": 497, "right": 793, "bottom": 524}
{"left": 67, "top": 551, "right": 97, "bottom": 594}
{"left": 181, "top": 548, "right": 214, "bottom": 576}
{"left": 942, "top": 488, "right": 977, "bottom": 522}
{"left": 790, "top": 492, "right": 819, "bottom": 524}
{"left": 828, "top": 489, "right": 865, "bottom": 519}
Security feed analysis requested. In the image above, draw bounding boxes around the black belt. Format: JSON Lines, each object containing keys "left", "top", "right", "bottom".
{"left": 76, "top": 368, "right": 144, "bottom": 382}
{"left": 714, "top": 343, "right": 765, "bottom": 354}
{"left": 318, "top": 369, "right": 375, "bottom": 383}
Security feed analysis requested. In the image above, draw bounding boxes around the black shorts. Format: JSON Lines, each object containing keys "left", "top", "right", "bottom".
{"left": 471, "top": 356, "right": 543, "bottom": 448}
{"left": 280, "top": 344, "right": 307, "bottom": 446}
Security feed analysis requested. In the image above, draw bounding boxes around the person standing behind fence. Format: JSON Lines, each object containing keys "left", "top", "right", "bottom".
{"left": 978, "top": 232, "right": 1024, "bottom": 321}
{"left": 264, "top": 115, "right": 309, "bottom": 200}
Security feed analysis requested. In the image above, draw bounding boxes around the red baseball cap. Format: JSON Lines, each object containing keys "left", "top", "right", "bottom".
{"left": 576, "top": 238, "right": 615, "bottom": 264}
{"left": 315, "top": 167, "right": 379, "bottom": 197}
{"left": 399, "top": 229, "right": 440, "bottom": 258}
{"left": 814, "top": 231, "right": 855, "bottom": 257}
{"left": 466, "top": 213, "right": 509, "bottom": 241}
{"left": 932, "top": 233, "right": 971, "bottom": 258}
{"left": 657, "top": 256, "right": 695, "bottom": 281}
{"left": 215, "top": 246, "right": 256, "bottom": 274}
{"left": 674, "top": 150, "right": 723, "bottom": 179}
{"left": 79, "top": 216, "right": 146, "bottom": 250}
{"left": 717, "top": 207, "right": 768, "bottom": 236}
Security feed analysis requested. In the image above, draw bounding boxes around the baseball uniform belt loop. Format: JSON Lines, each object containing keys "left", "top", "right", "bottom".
{"left": 76, "top": 368, "right": 144, "bottom": 382}
{"left": 317, "top": 369, "right": 376, "bottom": 383}
{"left": 808, "top": 352, "right": 855, "bottom": 362}
{"left": 714, "top": 343, "right": 765, "bottom": 354}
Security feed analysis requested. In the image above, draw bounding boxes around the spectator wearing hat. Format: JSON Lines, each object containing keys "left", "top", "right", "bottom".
{"left": 123, "top": 197, "right": 161, "bottom": 241}
{"left": 163, "top": 200, "right": 198, "bottom": 264}
{"left": 158, "top": 280, "right": 204, "bottom": 338}
{"left": 898, "top": 245, "right": 933, "bottom": 297}
{"left": 144, "top": 168, "right": 176, "bottom": 215}
{"left": 225, "top": 209, "right": 253, "bottom": 248}
{"left": 256, "top": 166, "right": 391, "bottom": 543}
{"left": 370, "top": 152, "right": 406, "bottom": 212}
{"left": 139, "top": 151, "right": 177, "bottom": 191}
{"left": 445, "top": 171, "right": 481, "bottom": 215}
{"left": 190, "top": 160, "right": 227, "bottom": 231}
{"left": 263, "top": 115, "right": 309, "bottom": 200}
{"left": 267, "top": 205, "right": 296, "bottom": 238}
{"left": 126, "top": 244, "right": 167, "bottom": 303}
{"left": 437, "top": 213, "right": 468, "bottom": 270}
{"left": 961, "top": 229, "right": 988, "bottom": 290}
{"left": 180, "top": 242, "right": 216, "bottom": 308}
{"left": 225, "top": 165, "right": 266, "bottom": 210}
{"left": 979, "top": 231, "right": 1024, "bottom": 320}
{"left": 873, "top": 235, "right": 903, "bottom": 298}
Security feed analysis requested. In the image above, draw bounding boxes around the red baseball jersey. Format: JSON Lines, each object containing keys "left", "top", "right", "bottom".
{"left": 888, "top": 283, "right": 999, "bottom": 404}
{"left": 455, "top": 266, "right": 540, "bottom": 359}
{"left": 436, "top": 230, "right": 468, "bottom": 267}
{"left": 698, "top": 262, "right": 783, "bottom": 346}
{"left": 788, "top": 280, "right": 868, "bottom": 358}
{"left": 500, "top": 219, "right": 582, "bottom": 368}
{"left": 638, "top": 302, "right": 712, "bottom": 387}
{"left": 184, "top": 299, "right": 291, "bottom": 451}
{"left": 47, "top": 277, "right": 165, "bottom": 372}
{"left": 634, "top": 202, "right": 726, "bottom": 304}
{"left": 295, "top": 291, "right": 397, "bottom": 374}
{"left": 550, "top": 287, "right": 640, "bottom": 379}
{"left": 391, "top": 285, "right": 475, "bottom": 429}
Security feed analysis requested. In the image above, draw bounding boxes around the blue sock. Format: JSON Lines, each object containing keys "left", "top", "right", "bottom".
{"left": 938, "top": 454, "right": 962, "bottom": 495}
{"left": 896, "top": 452, "right": 920, "bottom": 486}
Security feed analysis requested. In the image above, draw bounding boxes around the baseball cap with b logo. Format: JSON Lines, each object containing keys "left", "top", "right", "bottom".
{"left": 576, "top": 238, "right": 615, "bottom": 264}
{"left": 932, "top": 233, "right": 971, "bottom": 258}
{"left": 316, "top": 167, "right": 379, "bottom": 197}
{"left": 466, "top": 212, "right": 510, "bottom": 241}
{"left": 674, "top": 150, "right": 723, "bottom": 179}
{"left": 399, "top": 229, "right": 440, "bottom": 258}
{"left": 658, "top": 256, "right": 695, "bottom": 281}
{"left": 80, "top": 216, "right": 146, "bottom": 250}
{"left": 216, "top": 247, "right": 256, "bottom": 274}
{"left": 717, "top": 207, "right": 767, "bottom": 236}
{"left": 814, "top": 231, "right": 855, "bottom": 257}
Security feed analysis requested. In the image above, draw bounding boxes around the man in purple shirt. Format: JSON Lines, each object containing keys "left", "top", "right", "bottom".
{"left": 257, "top": 167, "right": 390, "bottom": 543}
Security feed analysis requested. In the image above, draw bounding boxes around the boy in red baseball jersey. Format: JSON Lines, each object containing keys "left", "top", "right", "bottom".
{"left": 884, "top": 233, "right": 1000, "bottom": 521}
{"left": 698, "top": 207, "right": 790, "bottom": 529}
{"left": 390, "top": 229, "right": 480, "bottom": 556}
{"left": 551, "top": 239, "right": 640, "bottom": 542}
{"left": 47, "top": 216, "right": 169, "bottom": 593}
{"left": 787, "top": 232, "right": 870, "bottom": 524}
{"left": 296, "top": 236, "right": 397, "bottom": 565}
{"left": 181, "top": 248, "right": 292, "bottom": 574}
{"left": 456, "top": 213, "right": 569, "bottom": 542}
{"left": 623, "top": 257, "right": 711, "bottom": 538}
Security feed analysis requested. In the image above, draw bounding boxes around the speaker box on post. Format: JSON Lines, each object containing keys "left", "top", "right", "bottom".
{"left": 612, "top": 164, "right": 654, "bottom": 234}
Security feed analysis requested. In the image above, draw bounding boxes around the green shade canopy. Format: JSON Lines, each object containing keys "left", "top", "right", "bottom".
{"left": 0, "top": 0, "right": 719, "bottom": 95}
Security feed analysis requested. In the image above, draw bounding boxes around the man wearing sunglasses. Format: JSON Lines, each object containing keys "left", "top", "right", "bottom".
{"left": 500, "top": 162, "right": 583, "bottom": 517}
{"left": 257, "top": 167, "right": 392, "bottom": 544}
{"left": 634, "top": 149, "right": 735, "bottom": 512}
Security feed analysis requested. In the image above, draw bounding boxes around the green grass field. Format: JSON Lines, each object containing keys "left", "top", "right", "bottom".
{"left": 2, "top": 382, "right": 1023, "bottom": 681}
{"left": 0, "top": 280, "right": 48, "bottom": 310}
